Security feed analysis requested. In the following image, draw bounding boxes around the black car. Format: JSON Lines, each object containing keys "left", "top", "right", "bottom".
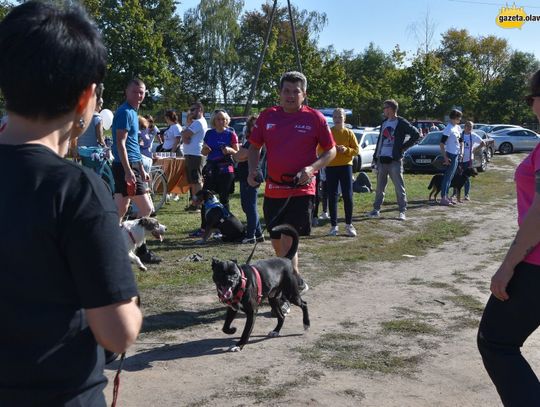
{"left": 403, "top": 131, "right": 488, "bottom": 173}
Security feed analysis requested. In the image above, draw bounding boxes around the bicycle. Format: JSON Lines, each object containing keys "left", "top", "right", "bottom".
{"left": 78, "top": 146, "right": 115, "bottom": 194}
{"left": 149, "top": 164, "right": 168, "bottom": 213}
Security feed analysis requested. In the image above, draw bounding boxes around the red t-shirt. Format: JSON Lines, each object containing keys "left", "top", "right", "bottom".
{"left": 515, "top": 143, "right": 540, "bottom": 265}
{"left": 250, "top": 105, "right": 335, "bottom": 198}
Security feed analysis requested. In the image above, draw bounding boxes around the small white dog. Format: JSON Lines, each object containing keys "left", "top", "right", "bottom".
{"left": 121, "top": 217, "right": 167, "bottom": 271}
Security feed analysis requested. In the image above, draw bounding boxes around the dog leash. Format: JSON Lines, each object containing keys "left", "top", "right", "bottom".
{"left": 245, "top": 173, "right": 304, "bottom": 264}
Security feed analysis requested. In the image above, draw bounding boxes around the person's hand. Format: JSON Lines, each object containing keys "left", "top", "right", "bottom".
{"left": 296, "top": 166, "right": 315, "bottom": 186}
{"left": 221, "top": 145, "right": 229, "bottom": 155}
{"left": 336, "top": 145, "right": 346, "bottom": 153}
{"left": 490, "top": 264, "right": 515, "bottom": 301}
{"left": 124, "top": 170, "right": 136, "bottom": 186}
{"left": 247, "top": 172, "right": 259, "bottom": 187}
{"left": 201, "top": 144, "right": 211, "bottom": 155}
{"left": 443, "top": 157, "right": 450, "bottom": 166}
{"left": 141, "top": 169, "right": 150, "bottom": 182}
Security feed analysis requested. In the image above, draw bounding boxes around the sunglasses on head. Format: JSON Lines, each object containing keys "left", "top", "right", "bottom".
{"left": 525, "top": 94, "right": 540, "bottom": 107}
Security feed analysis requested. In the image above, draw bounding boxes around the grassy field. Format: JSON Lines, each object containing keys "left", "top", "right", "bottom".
{"left": 138, "top": 154, "right": 519, "bottom": 318}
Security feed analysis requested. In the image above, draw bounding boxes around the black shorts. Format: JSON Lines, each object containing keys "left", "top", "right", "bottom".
{"left": 112, "top": 162, "right": 146, "bottom": 197}
{"left": 185, "top": 155, "right": 204, "bottom": 184}
{"left": 263, "top": 195, "right": 314, "bottom": 239}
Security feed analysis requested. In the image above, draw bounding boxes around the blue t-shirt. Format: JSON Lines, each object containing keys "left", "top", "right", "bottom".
{"left": 204, "top": 128, "right": 238, "bottom": 174}
{"left": 111, "top": 102, "right": 141, "bottom": 163}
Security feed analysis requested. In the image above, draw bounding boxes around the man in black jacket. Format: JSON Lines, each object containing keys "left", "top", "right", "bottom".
{"left": 367, "top": 99, "right": 420, "bottom": 221}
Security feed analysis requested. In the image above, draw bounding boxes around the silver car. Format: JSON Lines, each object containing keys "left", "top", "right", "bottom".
{"left": 351, "top": 130, "right": 379, "bottom": 172}
{"left": 491, "top": 128, "right": 540, "bottom": 154}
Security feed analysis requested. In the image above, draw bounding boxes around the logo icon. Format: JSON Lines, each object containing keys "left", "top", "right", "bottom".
{"left": 496, "top": 4, "right": 527, "bottom": 29}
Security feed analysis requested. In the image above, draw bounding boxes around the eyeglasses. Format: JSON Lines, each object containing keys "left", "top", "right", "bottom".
{"left": 525, "top": 94, "right": 540, "bottom": 107}
{"left": 189, "top": 107, "right": 199, "bottom": 112}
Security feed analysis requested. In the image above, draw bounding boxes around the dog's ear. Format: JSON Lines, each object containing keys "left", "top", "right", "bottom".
{"left": 139, "top": 217, "right": 157, "bottom": 230}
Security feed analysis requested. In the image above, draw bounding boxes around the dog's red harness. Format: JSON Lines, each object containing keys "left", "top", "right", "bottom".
{"left": 121, "top": 225, "right": 137, "bottom": 245}
{"left": 218, "top": 266, "right": 263, "bottom": 306}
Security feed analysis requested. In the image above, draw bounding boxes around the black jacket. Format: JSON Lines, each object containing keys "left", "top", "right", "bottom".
{"left": 373, "top": 116, "right": 420, "bottom": 161}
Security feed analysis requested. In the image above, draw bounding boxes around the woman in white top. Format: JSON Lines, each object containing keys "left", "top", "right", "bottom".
{"left": 439, "top": 109, "right": 463, "bottom": 206}
{"left": 161, "top": 110, "right": 182, "bottom": 153}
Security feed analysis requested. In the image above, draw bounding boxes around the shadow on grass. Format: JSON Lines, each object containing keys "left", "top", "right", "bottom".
{"left": 107, "top": 333, "right": 303, "bottom": 372}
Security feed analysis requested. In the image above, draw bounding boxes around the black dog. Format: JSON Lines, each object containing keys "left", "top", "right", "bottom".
{"left": 194, "top": 189, "right": 245, "bottom": 243}
{"left": 212, "top": 224, "right": 310, "bottom": 352}
{"left": 428, "top": 167, "right": 478, "bottom": 202}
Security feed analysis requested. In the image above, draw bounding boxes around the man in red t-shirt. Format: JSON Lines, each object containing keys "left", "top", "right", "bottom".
{"left": 247, "top": 71, "right": 336, "bottom": 295}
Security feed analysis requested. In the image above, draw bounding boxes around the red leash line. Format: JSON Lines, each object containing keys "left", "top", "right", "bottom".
{"left": 111, "top": 353, "right": 126, "bottom": 407}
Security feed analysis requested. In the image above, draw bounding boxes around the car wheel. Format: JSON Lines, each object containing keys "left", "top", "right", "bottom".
{"left": 487, "top": 147, "right": 494, "bottom": 161}
{"left": 352, "top": 156, "right": 359, "bottom": 172}
{"left": 477, "top": 152, "right": 488, "bottom": 172}
{"left": 499, "top": 142, "right": 513, "bottom": 155}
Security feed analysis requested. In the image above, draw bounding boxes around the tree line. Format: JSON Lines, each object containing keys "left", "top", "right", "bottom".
{"left": 1, "top": 0, "right": 538, "bottom": 126}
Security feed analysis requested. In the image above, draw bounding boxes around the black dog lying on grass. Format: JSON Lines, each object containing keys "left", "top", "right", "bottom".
{"left": 194, "top": 189, "right": 245, "bottom": 243}
{"left": 212, "top": 224, "right": 310, "bottom": 352}
{"left": 428, "top": 167, "right": 478, "bottom": 202}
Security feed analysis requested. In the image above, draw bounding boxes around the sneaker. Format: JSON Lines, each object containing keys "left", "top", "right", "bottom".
{"left": 311, "top": 217, "right": 319, "bottom": 227}
{"left": 256, "top": 235, "right": 265, "bottom": 243}
{"left": 464, "top": 195, "right": 470, "bottom": 201}
{"left": 367, "top": 209, "right": 380, "bottom": 218}
{"left": 173, "top": 194, "right": 180, "bottom": 202}
{"left": 398, "top": 212, "right": 407, "bottom": 221}
{"left": 138, "top": 250, "right": 162, "bottom": 264}
{"left": 345, "top": 224, "right": 357, "bottom": 237}
{"left": 327, "top": 226, "right": 338, "bottom": 236}
{"left": 319, "top": 212, "right": 330, "bottom": 220}
{"left": 185, "top": 204, "right": 200, "bottom": 212}
{"left": 242, "top": 236, "right": 256, "bottom": 244}
{"left": 212, "top": 232, "right": 222, "bottom": 240}
{"left": 280, "top": 300, "right": 291, "bottom": 315}
{"left": 189, "top": 228, "right": 204, "bottom": 237}
{"left": 439, "top": 198, "right": 454, "bottom": 207}
{"left": 298, "top": 279, "right": 309, "bottom": 295}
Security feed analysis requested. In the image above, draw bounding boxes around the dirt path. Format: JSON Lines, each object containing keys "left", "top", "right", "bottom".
{"left": 105, "top": 160, "right": 537, "bottom": 407}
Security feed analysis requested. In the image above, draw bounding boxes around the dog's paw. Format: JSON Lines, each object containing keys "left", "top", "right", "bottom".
{"left": 268, "top": 330, "right": 280, "bottom": 338}
{"left": 228, "top": 345, "right": 241, "bottom": 352}
{"left": 223, "top": 327, "right": 237, "bottom": 335}
{"left": 304, "top": 324, "right": 310, "bottom": 331}
{"left": 139, "top": 265, "right": 148, "bottom": 271}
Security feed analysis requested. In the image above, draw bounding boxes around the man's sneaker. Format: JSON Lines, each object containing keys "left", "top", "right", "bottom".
{"left": 319, "top": 212, "right": 330, "bottom": 220}
{"left": 280, "top": 300, "right": 291, "bottom": 315}
{"left": 398, "top": 212, "right": 407, "bottom": 221}
{"left": 327, "top": 226, "right": 338, "bottom": 236}
{"left": 367, "top": 209, "right": 380, "bottom": 218}
{"left": 298, "top": 279, "right": 309, "bottom": 295}
{"left": 185, "top": 204, "right": 200, "bottom": 212}
{"left": 464, "top": 195, "right": 470, "bottom": 201}
{"left": 256, "top": 235, "right": 265, "bottom": 243}
{"left": 213, "top": 232, "right": 222, "bottom": 240}
{"left": 242, "top": 236, "right": 256, "bottom": 244}
{"left": 189, "top": 228, "right": 204, "bottom": 237}
{"left": 173, "top": 194, "right": 180, "bottom": 202}
{"left": 345, "top": 224, "right": 357, "bottom": 237}
{"left": 138, "top": 250, "right": 162, "bottom": 264}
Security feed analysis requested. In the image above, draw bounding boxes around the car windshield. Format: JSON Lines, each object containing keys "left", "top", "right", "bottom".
{"left": 419, "top": 132, "right": 442, "bottom": 145}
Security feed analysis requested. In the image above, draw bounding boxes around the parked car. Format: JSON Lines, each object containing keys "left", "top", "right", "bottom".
{"left": 479, "top": 123, "right": 522, "bottom": 134}
{"left": 490, "top": 128, "right": 540, "bottom": 154}
{"left": 412, "top": 119, "right": 445, "bottom": 136}
{"left": 229, "top": 116, "right": 248, "bottom": 143}
{"left": 351, "top": 130, "right": 379, "bottom": 172}
{"left": 474, "top": 129, "right": 495, "bottom": 161}
{"left": 403, "top": 131, "right": 488, "bottom": 173}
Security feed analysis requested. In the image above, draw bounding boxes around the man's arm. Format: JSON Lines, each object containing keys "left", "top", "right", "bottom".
{"left": 297, "top": 146, "right": 336, "bottom": 185}
{"left": 402, "top": 121, "right": 421, "bottom": 150}
{"left": 247, "top": 144, "right": 262, "bottom": 187}
{"left": 181, "top": 127, "right": 194, "bottom": 144}
{"left": 116, "top": 129, "right": 136, "bottom": 185}
{"left": 86, "top": 297, "right": 142, "bottom": 353}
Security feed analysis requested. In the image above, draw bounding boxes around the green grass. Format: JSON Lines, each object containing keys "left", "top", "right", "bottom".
{"left": 381, "top": 319, "right": 438, "bottom": 335}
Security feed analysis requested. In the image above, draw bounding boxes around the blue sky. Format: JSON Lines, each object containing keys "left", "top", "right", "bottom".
{"left": 178, "top": 0, "right": 540, "bottom": 60}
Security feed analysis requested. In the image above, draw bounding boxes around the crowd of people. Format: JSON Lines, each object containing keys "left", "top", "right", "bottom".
{"left": 4, "top": 1, "right": 540, "bottom": 406}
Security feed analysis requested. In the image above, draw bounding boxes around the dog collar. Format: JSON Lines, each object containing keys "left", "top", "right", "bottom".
{"left": 121, "top": 225, "right": 137, "bottom": 245}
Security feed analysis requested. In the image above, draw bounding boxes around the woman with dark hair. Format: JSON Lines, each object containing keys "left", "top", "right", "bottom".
{"left": 0, "top": 2, "right": 142, "bottom": 405}
{"left": 439, "top": 109, "right": 463, "bottom": 206}
{"left": 161, "top": 109, "right": 182, "bottom": 153}
{"left": 234, "top": 114, "right": 265, "bottom": 244}
{"left": 478, "top": 70, "right": 540, "bottom": 406}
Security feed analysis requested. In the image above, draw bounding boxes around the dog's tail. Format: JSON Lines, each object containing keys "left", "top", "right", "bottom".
{"left": 271, "top": 224, "right": 299, "bottom": 260}
{"left": 427, "top": 177, "right": 435, "bottom": 190}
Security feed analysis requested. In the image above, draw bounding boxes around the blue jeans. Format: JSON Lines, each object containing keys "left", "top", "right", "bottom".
{"left": 441, "top": 152, "right": 458, "bottom": 198}
{"left": 240, "top": 180, "right": 262, "bottom": 238}
{"left": 478, "top": 262, "right": 540, "bottom": 406}
{"left": 326, "top": 165, "right": 353, "bottom": 226}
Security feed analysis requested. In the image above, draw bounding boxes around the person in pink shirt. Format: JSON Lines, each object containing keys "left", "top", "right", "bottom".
{"left": 478, "top": 69, "right": 540, "bottom": 406}
{"left": 247, "top": 71, "right": 336, "bottom": 307}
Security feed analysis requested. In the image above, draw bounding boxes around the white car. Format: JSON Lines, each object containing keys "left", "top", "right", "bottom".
{"left": 490, "top": 128, "right": 540, "bottom": 154}
{"left": 352, "top": 130, "right": 379, "bottom": 172}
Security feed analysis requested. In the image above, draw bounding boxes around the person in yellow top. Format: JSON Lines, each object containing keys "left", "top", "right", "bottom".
{"left": 325, "top": 108, "right": 360, "bottom": 236}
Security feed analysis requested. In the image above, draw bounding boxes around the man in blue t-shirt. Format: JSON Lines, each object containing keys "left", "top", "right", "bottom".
{"left": 112, "top": 78, "right": 161, "bottom": 263}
